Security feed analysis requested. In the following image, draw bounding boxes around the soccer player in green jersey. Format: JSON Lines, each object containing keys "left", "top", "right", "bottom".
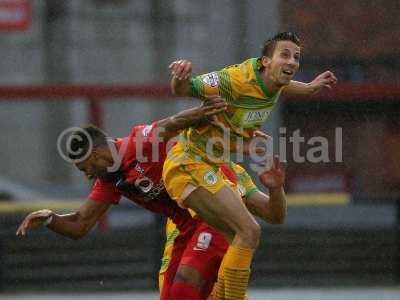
{"left": 163, "top": 32, "right": 337, "bottom": 300}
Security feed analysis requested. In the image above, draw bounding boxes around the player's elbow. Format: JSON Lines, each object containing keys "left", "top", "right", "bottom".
{"left": 71, "top": 233, "right": 84, "bottom": 240}
{"left": 267, "top": 211, "right": 286, "bottom": 224}
{"left": 71, "top": 223, "right": 92, "bottom": 240}
{"left": 71, "top": 229, "right": 87, "bottom": 240}
{"left": 268, "top": 215, "right": 285, "bottom": 225}
{"left": 258, "top": 208, "right": 285, "bottom": 224}
{"left": 276, "top": 215, "right": 285, "bottom": 224}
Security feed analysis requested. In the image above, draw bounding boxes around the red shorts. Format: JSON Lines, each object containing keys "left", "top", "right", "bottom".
{"left": 160, "top": 222, "right": 229, "bottom": 300}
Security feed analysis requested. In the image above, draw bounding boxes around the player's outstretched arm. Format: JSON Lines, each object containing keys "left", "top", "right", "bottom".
{"left": 245, "top": 155, "right": 287, "bottom": 224}
{"left": 169, "top": 59, "right": 193, "bottom": 96}
{"left": 156, "top": 96, "right": 227, "bottom": 141}
{"left": 16, "top": 200, "right": 111, "bottom": 240}
{"left": 282, "top": 71, "right": 338, "bottom": 96}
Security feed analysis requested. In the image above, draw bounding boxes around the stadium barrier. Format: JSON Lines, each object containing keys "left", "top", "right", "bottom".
{"left": 1, "top": 208, "right": 396, "bottom": 292}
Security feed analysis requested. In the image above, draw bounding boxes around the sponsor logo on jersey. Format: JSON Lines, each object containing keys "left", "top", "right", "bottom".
{"left": 135, "top": 176, "right": 154, "bottom": 193}
{"left": 203, "top": 170, "right": 218, "bottom": 186}
{"left": 134, "top": 162, "right": 145, "bottom": 174}
{"left": 193, "top": 232, "right": 212, "bottom": 251}
{"left": 147, "top": 181, "right": 165, "bottom": 200}
{"left": 202, "top": 72, "right": 219, "bottom": 87}
{"left": 134, "top": 176, "right": 165, "bottom": 200}
{"left": 244, "top": 109, "right": 271, "bottom": 123}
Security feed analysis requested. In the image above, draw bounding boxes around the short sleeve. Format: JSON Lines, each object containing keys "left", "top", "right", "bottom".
{"left": 88, "top": 179, "right": 121, "bottom": 204}
{"left": 190, "top": 67, "right": 241, "bottom": 103}
{"left": 132, "top": 121, "right": 162, "bottom": 142}
{"left": 242, "top": 175, "right": 258, "bottom": 198}
{"left": 230, "top": 162, "right": 259, "bottom": 198}
{"left": 131, "top": 122, "right": 168, "bottom": 161}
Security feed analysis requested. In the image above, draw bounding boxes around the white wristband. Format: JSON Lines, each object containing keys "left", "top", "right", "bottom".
{"left": 43, "top": 215, "right": 53, "bottom": 227}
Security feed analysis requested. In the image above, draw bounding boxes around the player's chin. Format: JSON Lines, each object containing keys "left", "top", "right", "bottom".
{"left": 279, "top": 77, "right": 292, "bottom": 86}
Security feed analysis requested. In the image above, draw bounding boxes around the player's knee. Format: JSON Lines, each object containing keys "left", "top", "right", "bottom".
{"left": 170, "top": 281, "right": 201, "bottom": 300}
{"left": 248, "top": 220, "right": 261, "bottom": 247}
{"left": 237, "top": 220, "right": 261, "bottom": 248}
{"left": 170, "top": 271, "right": 203, "bottom": 300}
{"left": 174, "top": 265, "right": 205, "bottom": 290}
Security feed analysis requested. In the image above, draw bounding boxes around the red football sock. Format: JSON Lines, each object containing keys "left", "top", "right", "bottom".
{"left": 170, "top": 281, "right": 201, "bottom": 300}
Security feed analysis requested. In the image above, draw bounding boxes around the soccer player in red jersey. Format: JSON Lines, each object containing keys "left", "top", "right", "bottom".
{"left": 16, "top": 97, "right": 286, "bottom": 300}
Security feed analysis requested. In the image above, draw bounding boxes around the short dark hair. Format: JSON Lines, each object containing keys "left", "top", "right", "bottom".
{"left": 67, "top": 125, "right": 108, "bottom": 160}
{"left": 261, "top": 32, "right": 301, "bottom": 58}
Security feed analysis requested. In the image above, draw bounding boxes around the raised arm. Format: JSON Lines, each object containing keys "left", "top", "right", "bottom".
{"left": 16, "top": 199, "right": 111, "bottom": 240}
{"left": 282, "top": 71, "right": 337, "bottom": 96}
{"left": 156, "top": 96, "right": 227, "bottom": 142}
{"left": 169, "top": 59, "right": 193, "bottom": 96}
{"left": 245, "top": 155, "right": 287, "bottom": 224}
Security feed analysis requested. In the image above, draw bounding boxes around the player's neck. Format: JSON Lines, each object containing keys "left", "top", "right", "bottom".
{"left": 261, "top": 69, "right": 281, "bottom": 95}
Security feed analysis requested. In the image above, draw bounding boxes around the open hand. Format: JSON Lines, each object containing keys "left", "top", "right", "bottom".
{"left": 309, "top": 71, "right": 337, "bottom": 94}
{"left": 169, "top": 59, "right": 192, "bottom": 80}
{"left": 16, "top": 209, "right": 54, "bottom": 236}
{"left": 258, "top": 155, "right": 285, "bottom": 189}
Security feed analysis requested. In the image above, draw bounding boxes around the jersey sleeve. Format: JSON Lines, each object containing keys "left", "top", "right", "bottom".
{"left": 133, "top": 121, "right": 158, "bottom": 140}
{"left": 230, "top": 162, "right": 259, "bottom": 198}
{"left": 131, "top": 121, "right": 168, "bottom": 160}
{"left": 131, "top": 121, "right": 161, "bottom": 143}
{"left": 241, "top": 172, "right": 258, "bottom": 198}
{"left": 88, "top": 179, "right": 121, "bottom": 204}
{"left": 190, "top": 66, "right": 242, "bottom": 103}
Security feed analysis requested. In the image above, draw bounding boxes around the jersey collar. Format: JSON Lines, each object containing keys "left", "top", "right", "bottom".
{"left": 252, "top": 57, "right": 276, "bottom": 98}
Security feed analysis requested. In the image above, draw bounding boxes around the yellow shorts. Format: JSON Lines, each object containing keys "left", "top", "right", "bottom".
{"left": 163, "top": 142, "right": 229, "bottom": 208}
{"left": 159, "top": 219, "right": 179, "bottom": 274}
{"left": 158, "top": 273, "right": 164, "bottom": 293}
{"left": 159, "top": 219, "right": 179, "bottom": 293}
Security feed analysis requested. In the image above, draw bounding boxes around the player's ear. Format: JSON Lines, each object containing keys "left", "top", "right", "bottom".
{"left": 261, "top": 56, "right": 271, "bottom": 69}
{"left": 92, "top": 145, "right": 110, "bottom": 161}
{"left": 91, "top": 147, "right": 99, "bottom": 160}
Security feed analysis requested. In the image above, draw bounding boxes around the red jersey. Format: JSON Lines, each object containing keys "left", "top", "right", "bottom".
{"left": 88, "top": 122, "right": 197, "bottom": 231}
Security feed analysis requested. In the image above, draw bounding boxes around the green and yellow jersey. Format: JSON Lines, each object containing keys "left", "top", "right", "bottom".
{"left": 180, "top": 57, "right": 281, "bottom": 160}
